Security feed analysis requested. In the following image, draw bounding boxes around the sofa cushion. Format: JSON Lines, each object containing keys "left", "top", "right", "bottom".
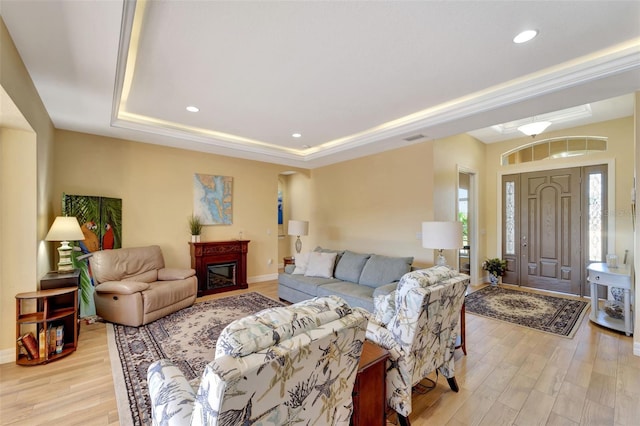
{"left": 292, "top": 252, "right": 310, "bottom": 275}
{"left": 304, "top": 251, "right": 338, "bottom": 278}
{"left": 316, "top": 282, "right": 375, "bottom": 312}
{"left": 358, "top": 254, "right": 413, "bottom": 288}
{"left": 278, "top": 273, "right": 341, "bottom": 296}
{"left": 372, "top": 282, "right": 398, "bottom": 298}
{"left": 215, "top": 295, "right": 352, "bottom": 357}
{"left": 95, "top": 280, "right": 150, "bottom": 294}
{"left": 125, "top": 270, "right": 158, "bottom": 283}
{"left": 334, "top": 250, "right": 371, "bottom": 283}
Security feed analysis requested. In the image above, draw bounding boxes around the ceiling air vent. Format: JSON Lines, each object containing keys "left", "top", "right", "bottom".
{"left": 404, "top": 134, "right": 425, "bottom": 142}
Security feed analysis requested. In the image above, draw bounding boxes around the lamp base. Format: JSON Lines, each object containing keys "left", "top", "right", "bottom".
{"left": 436, "top": 252, "right": 447, "bottom": 267}
{"left": 295, "top": 236, "right": 302, "bottom": 254}
{"left": 57, "top": 241, "right": 74, "bottom": 273}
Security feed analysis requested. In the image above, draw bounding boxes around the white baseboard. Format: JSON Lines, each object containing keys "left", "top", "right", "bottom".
{"left": 248, "top": 273, "right": 278, "bottom": 284}
{"left": 0, "top": 347, "right": 15, "bottom": 364}
{"left": 634, "top": 341, "right": 640, "bottom": 357}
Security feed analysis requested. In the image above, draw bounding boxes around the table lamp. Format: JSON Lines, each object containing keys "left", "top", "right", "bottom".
{"left": 288, "top": 220, "right": 309, "bottom": 255}
{"left": 45, "top": 216, "right": 85, "bottom": 273}
{"left": 422, "top": 221, "right": 463, "bottom": 267}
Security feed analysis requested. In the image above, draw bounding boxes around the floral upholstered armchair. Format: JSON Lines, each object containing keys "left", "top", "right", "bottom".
{"left": 366, "top": 266, "right": 469, "bottom": 426}
{"left": 147, "top": 295, "right": 368, "bottom": 426}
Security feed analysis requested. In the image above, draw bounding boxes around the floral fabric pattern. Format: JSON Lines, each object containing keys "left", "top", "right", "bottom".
{"left": 366, "top": 267, "right": 469, "bottom": 417}
{"left": 215, "top": 294, "right": 352, "bottom": 357}
{"left": 148, "top": 296, "right": 368, "bottom": 426}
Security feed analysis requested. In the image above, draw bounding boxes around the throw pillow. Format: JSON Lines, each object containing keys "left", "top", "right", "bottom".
{"left": 292, "top": 252, "right": 310, "bottom": 275}
{"left": 359, "top": 254, "right": 413, "bottom": 287}
{"left": 334, "top": 250, "right": 371, "bottom": 283}
{"left": 304, "top": 251, "right": 338, "bottom": 278}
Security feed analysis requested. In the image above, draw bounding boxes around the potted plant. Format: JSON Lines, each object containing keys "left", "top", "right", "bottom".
{"left": 482, "top": 258, "right": 507, "bottom": 286}
{"left": 188, "top": 214, "right": 203, "bottom": 242}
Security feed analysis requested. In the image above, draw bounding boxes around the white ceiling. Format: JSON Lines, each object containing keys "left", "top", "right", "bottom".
{"left": 1, "top": 0, "right": 639, "bottom": 168}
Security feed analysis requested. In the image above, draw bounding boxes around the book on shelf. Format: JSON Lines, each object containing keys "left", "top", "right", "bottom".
{"left": 48, "top": 326, "right": 56, "bottom": 355}
{"left": 38, "top": 328, "right": 46, "bottom": 359}
{"left": 55, "top": 325, "right": 64, "bottom": 354}
{"left": 17, "top": 332, "right": 39, "bottom": 359}
{"left": 16, "top": 336, "right": 32, "bottom": 360}
{"left": 44, "top": 323, "right": 65, "bottom": 356}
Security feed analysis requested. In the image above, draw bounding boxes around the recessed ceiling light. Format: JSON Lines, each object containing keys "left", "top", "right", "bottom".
{"left": 186, "top": 106, "right": 199, "bottom": 112}
{"left": 513, "top": 30, "right": 538, "bottom": 44}
{"left": 292, "top": 133, "right": 302, "bottom": 138}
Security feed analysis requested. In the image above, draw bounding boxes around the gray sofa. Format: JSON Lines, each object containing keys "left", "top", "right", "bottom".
{"left": 278, "top": 247, "right": 413, "bottom": 312}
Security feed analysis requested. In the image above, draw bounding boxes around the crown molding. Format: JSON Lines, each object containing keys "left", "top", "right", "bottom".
{"left": 112, "top": 8, "right": 640, "bottom": 165}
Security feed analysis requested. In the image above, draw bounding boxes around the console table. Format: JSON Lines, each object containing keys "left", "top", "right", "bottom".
{"left": 190, "top": 240, "right": 250, "bottom": 296}
{"left": 587, "top": 262, "right": 633, "bottom": 336}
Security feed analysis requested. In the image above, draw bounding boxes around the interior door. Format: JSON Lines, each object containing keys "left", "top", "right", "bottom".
{"left": 503, "top": 168, "right": 582, "bottom": 295}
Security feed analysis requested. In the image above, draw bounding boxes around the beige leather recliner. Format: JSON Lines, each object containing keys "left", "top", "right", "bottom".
{"left": 90, "top": 245, "right": 197, "bottom": 327}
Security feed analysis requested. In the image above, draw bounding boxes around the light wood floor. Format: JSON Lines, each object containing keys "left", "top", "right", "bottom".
{"left": 1, "top": 280, "right": 638, "bottom": 426}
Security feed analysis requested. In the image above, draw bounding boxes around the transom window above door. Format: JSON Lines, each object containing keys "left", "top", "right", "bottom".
{"left": 501, "top": 136, "right": 607, "bottom": 166}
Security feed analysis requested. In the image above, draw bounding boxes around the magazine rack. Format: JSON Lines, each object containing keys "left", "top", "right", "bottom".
{"left": 15, "top": 287, "right": 78, "bottom": 365}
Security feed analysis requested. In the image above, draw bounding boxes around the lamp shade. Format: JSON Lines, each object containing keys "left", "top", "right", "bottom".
{"left": 287, "top": 220, "right": 309, "bottom": 236}
{"left": 45, "top": 216, "right": 85, "bottom": 242}
{"left": 422, "top": 221, "right": 462, "bottom": 250}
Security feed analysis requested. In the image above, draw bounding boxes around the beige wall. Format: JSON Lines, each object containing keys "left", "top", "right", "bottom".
{"left": 0, "top": 127, "right": 37, "bottom": 357}
{"left": 52, "top": 130, "right": 305, "bottom": 281}
{"left": 286, "top": 172, "right": 311, "bottom": 257}
{"left": 0, "top": 18, "right": 55, "bottom": 360}
{"left": 433, "top": 133, "right": 486, "bottom": 281}
{"left": 310, "top": 142, "right": 435, "bottom": 266}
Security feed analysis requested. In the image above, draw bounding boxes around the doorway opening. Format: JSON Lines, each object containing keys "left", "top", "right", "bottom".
{"left": 458, "top": 169, "right": 477, "bottom": 284}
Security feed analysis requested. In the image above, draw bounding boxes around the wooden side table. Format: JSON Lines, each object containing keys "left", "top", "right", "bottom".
{"left": 455, "top": 302, "right": 466, "bottom": 355}
{"left": 15, "top": 287, "right": 78, "bottom": 365}
{"left": 283, "top": 256, "right": 295, "bottom": 266}
{"left": 40, "top": 270, "right": 81, "bottom": 336}
{"left": 351, "top": 340, "right": 389, "bottom": 426}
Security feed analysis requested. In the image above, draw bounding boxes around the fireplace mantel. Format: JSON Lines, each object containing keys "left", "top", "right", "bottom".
{"left": 189, "top": 240, "right": 250, "bottom": 296}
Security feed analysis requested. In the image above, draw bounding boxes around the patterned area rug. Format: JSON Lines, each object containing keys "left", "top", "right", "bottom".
{"left": 465, "top": 286, "right": 589, "bottom": 338}
{"left": 107, "top": 292, "right": 284, "bottom": 426}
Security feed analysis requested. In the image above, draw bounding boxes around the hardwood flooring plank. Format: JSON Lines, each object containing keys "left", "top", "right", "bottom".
{"left": 581, "top": 398, "right": 615, "bottom": 426}
{"left": 551, "top": 381, "right": 588, "bottom": 424}
{"left": 513, "top": 389, "right": 555, "bottom": 426}
{"left": 1, "top": 280, "right": 639, "bottom": 426}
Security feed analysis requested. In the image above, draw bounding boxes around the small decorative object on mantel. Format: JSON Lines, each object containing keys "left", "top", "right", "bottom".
{"left": 482, "top": 258, "right": 507, "bottom": 286}
{"left": 188, "top": 214, "right": 203, "bottom": 243}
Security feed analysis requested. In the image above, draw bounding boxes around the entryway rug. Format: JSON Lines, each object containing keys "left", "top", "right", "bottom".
{"left": 107, "top": 292, "right": 284, "bottom": 426}
{"left": 465, "top": 285, "right": 589, "bottom": 339}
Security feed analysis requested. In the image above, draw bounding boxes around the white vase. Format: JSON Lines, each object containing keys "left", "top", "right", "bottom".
{"left": 489, "top": 274, "right": 499, "bottom": 286}
{"left": 191, "top": 235, "right": 201, "bottom": 243}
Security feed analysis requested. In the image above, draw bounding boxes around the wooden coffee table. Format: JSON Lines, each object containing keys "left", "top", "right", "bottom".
{"left": 351, "top": 340, "right": 389, "bottom": 426}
